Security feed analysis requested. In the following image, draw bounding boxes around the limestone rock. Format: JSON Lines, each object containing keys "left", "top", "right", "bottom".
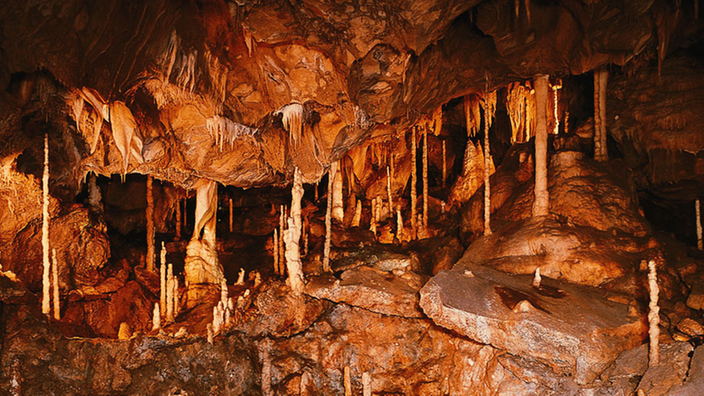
{"left": 635, "top": 342, "right": 693, "bottom": 395}
{"left": 305, "top": 266, "right": 428, "bottom": 318}
{"left": 420, "top": 265, "right": 647, "bottom": 384}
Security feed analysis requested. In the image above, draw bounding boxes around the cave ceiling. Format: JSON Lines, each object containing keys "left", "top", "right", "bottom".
{"left": 0, "top": 0, "right": 702, "bottom": 192}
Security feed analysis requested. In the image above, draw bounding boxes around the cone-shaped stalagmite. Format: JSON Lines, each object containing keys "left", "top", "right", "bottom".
{"left": 533, "top": 75, "right": 550, "bottom": 217}
{"left": 284, "top": 168, "right": 305, "bottom": 294}
{"left": 594, "top": 68, "right": 608, "bottom": 162}
{"left": 647, "top": 260, "right": 660, "bottom": 366}
{"left": 146, "top": 176, "right": 155, "bottom": 272}
{"left": 42, "top": 133, "right": 51, "bottom": 316}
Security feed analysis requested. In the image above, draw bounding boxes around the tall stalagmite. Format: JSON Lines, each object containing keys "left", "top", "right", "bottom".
{"left": 146, "top": 176, "right": 155, "bottom": 272}
{"left": 51, "top": 248, "right": 59, "bottom": 320}
{"left": 594, "top": 68, "right": 608, "bottom": 162}
{"left": 323, "top": 163, "right": 336, "bottom": 272}
{"left": 411, "top": 127, "right": 418, "bottom": 240}
{"left": 284, "top": 168, "right": 304, "bottom": 294}
{"left": 42, "top": 133, "right": 50, "bottom": 316}
{"left": 533, "top": 75, "right": 550, "bottom": 217}
{"left": 696, "top": 199, "right": 702, "bottom": 250}
{"left": 423, "top": 125, "right": 429, "bottom": 229}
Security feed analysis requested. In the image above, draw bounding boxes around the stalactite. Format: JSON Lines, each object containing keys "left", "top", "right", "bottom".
{"left": 647, "top": 260, "right": 660, "bottom": 366}
{"left": 51, "top": 248, "right": 60, "bottom": 320}
{"left": 533, "top": 75, "right": 550, "bottom": 217}
{"left": 351, "top": 200, "right": 362, "bottom": 228}
{"left": 696, "top": 199, "right": 702, "bottom": 250}
{"left": 184, "top": 179, "right": 223, "bottom": 295}
{"left": 166, "top": 263, "right": 174, "bottom": 322}
{"left": 332, "top": 161, "right": 344, "bottom": 223}
{"left": 323, "top": 165, "right": 335, "bottom": 272}
{"left": 110, "top": 101, "right": 144, "bottom": 177}
{"left": 463, "top": 95, "right": 482, "bottom": 137}
{"left": 386, "top": 166, "right": 393, "bottom": 218}
{"left": 285, "top": 168, "right": 305, "bottom": 294}
{"left": 507, "top": 82, "right": 536, "bottom": 143}
{"left": 276, "top": 103, "right": 304, "bottom": 148}
{"left": 152, "top": 304, "right": 160, "bottom": 331}
{"left": 314, "top": 181, "right": 319, "bottom": 201}
{"left": 593, "top": 68, "right": 608, "bottom": 161}
{"left": 146, "top": 176, "right": 155, "bottom": 272}
{"left": 423, "top": 125, "right": 429, "bottom": 229}
{"left": 206, "top": 116, "right": 258, "bottom": 151}
{"left": 442, "top": 141, "right": 446, "bottom": 188}
{"left": 303, "top": 216, "right": 309, "bottom": 257}
{"left": 390, "top": 153, "right": 395, "bottom": 182}
{"left": 42, "top": 133, "right": 50, "bottom": 316}
{"left": 411, "top": 127, "right": 418, "bottom": 240}
{"left": 525, "top": 0, "right": 531, "bottom": 24}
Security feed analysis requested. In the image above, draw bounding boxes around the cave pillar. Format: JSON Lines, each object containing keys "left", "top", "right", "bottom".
{"left": 146, "top": 175, "right": 155, "bottom": 272}
{"left": 184, "top": 179, "right": 223, "bottom": 307}
{"left": 483, "top": 107, "right": 492, "bottom": 235}
{"left": 42, "top": 133, "right": 51, "bottom": 316}
{"left": 533, "top": 74, "right": 550, "bottom": 217}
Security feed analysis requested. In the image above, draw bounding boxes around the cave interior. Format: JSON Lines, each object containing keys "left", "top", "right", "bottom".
{"left": 1, "top": 0, "right": 704, "bottom": 394}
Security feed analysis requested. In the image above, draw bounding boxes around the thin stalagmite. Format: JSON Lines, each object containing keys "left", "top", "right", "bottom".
{"left": 279, "top": 205, "right": 285, "bottom": 274}
{"left": 323, "top": 164, "right": 335, "bottom": 272}
{"left": 647, "top": 260, "right": 660, "bottom": 366}
{"left": 146, "top": 176, "right": 155, "bottom": 272}
{"left": 42, "top": 133, "right": 50, "bottom": 316}
{"left": 483, "top": 96, "right": 494, "bottom": 236}
{"left": 273, "top": 228, "right": 279, "bottom": 274}
{"left": 396, "top": 208, "right": 403, "bottom": 241}
{"left": 423, "top": 125, "right": 429, "bottom": 228}
{"left": 370, "top": 198, "right": 378, "bottom": 236}
{"left": 284, "top": 168, "right": 304, "bottom": 294}
{"left": 344, "top": 366, "right": 352, "bottom": 396}
{"left": 442, "top": 140, "right": 446, "bottom": 188}
{"left": 51, "top": 248, "right": 60, "bottom": 320}
{"left": 332, "top": 161, "right": 344, "bottom": 223}
{"left": 533, "top": 74, "right": 550, "bottom": 217}
{"left": 160, "top": 243, "right": 166, "bottom": 316}
{"left": 696, "top": 199, "right": 702, "bottom": 250}
{"left": 152, "top": 304, "right": 160, "bottom": 331}
{"left": 166, "top": 263, "right": 174, "bottom": 322}
{"left": 411, "top": 127, "right": 418, "bottom": 240}
{"left": 229, "top": 198, "right": 234, "bottom": 233}
{"left": 175, "top": 194, "right": 181, "bottom": 240}
{"left": 594, "top": 68, "right": 608, "bottom": 162}
{"left": 552, "top": 80, "right": 561, "bottom": 134}
{"left": 386, "top": 166, "right": 393, "bottom": 217}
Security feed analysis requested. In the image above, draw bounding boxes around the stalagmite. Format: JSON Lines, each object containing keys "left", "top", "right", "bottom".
{"left": 423, "top": 125, "right": 429, "bottom": 228}
{"left": 593, "top": 68, "right": 608, "bottom": 162}
{"left": 284, "top": 168, "right": 304, "bottom": 294}
{"left": 173, "top": 277, "right": 179, "bottom": 317}
{"left": 42, "top": 133, "right": 50, "bottom": 316}
{"left": 386, "top": 166, "right": 393, "bottom": 217}
{"left": 483, "top": 91, "right": 497, "bottom": 236}
{"left": 175, "top": 195, "right": 181, "bottom": 241}
{"left": 152, "top": 304, "right": 160, "bottom": 331}
{"left": 647, "top": 260, "right": 660, "bottom": 366}
{"left": 303, "top": 216, "right": 309, "bottom": 256}
{"left": 206, "top": 323, "right": 214, "bottom": 344}
{"left": 396, "top": 208, "right": 403, "bottom": 241}
{"left": 166, "top": 263, "right": 174, "bottom": 322}
{"left": 362, "top": 372, "right": 371, "bottom": 396}
{"left": 533, "top": 75, "right": 550, "bottom": 217}
{"left": 323, "top": 164, "right": 335, "bottom": 272}
{"left": 552, "top": 80, "right": 562, "bottom": 134}
{"left": 351, "top": 200, "right": 362, "bottom": 227}
{"left": 221, "top": 278, "right": 228, "bottom": 305}
{"left": 273, "top": 228, "right": 279, "bottom": 274}
{"left": 118, "top": 323, "right": 131, "bottom": 340}
{"left": 533, "top": 267, "right": 541, "bottom": 288}
{"left": 696, "top": 199, "right": 702, "bottom": 250}
{"left": 160, "top": 244, "right": 166, "bottom": 316}
{"left": 442, "top": 140, "right": 446, "bottom": 188}
{"left": 185, "top": 179, "right": 223, "bottom": 307}
{"left": 236, "top": 268, "right": 245, "bottom": 285}
{"left": 411, "top": 127, "right": 418, "bottom": 240}
{"left": 370, "top": 198, "right": 378, "bottom": 236}
{"left": 229, "top": 198, "right": 234, "bottom": 233}
{"left": 332, "top": 161, "right": 344, "bottom": 223}
{"left": 146, "top": 176, "right": 155, "bottom": 272}
{"left": 51, "top": 249, "right": 60, "bottom": 320}
{"left": 344, "top": 366, "right": 352, "bottom": 396}
{"left": 279, "top": 205, "right": 285, "bottom": 274}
